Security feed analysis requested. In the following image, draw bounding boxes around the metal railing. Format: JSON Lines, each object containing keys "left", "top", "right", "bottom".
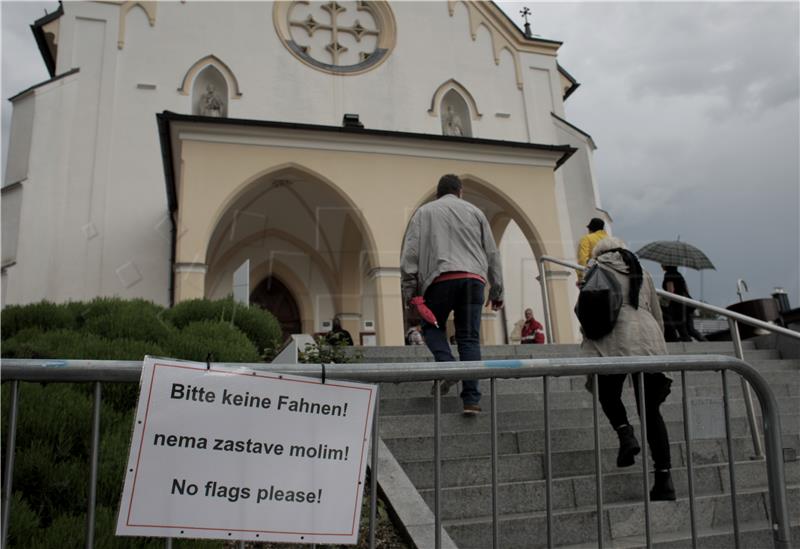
{"left": 538, "top": 254, "right": 800, "bottom": 460}
{"left": 2, "top": 355, "right": 795, "bottom": 549}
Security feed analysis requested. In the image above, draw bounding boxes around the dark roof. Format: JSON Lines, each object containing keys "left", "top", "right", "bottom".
{"left": 30, "top": 1, "right": 64, "bottom": 77}
{"left": 8, "top": 68, "right": 79, "bottom": 103}
{"left": 157, "top": 111, "right": 577, "bottom": 212}
{"left": 551, "top": 112, "right": 595, "bottom": 146}
{"left": 557, "top": 63, "right": 580, "bottom": 100}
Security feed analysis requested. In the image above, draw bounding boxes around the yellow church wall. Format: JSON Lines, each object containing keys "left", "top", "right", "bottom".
{"left": 173, "top": 134, "right": 574, "bottom": 344}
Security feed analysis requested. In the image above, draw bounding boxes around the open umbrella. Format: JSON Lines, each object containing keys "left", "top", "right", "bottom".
{"left": 635, "top": 240, "right": 715, "bottom": 270}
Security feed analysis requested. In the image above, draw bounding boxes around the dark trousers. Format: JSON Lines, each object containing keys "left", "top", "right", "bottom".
{"left": 422, "top": 278, "right": 484, "bottom": 405}
{"left": 598, "top": 372, "right": 672, "bottom": 470}
{"left": 664, "top": 304, "right": 706, "bottom": 342}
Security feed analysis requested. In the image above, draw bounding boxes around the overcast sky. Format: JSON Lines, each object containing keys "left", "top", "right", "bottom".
{"left": 2, "top": 1, "right": 799, "bottom": 310}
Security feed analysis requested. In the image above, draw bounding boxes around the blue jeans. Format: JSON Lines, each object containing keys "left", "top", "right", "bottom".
{"left": 422, "top": 278, "right": 484, "bottom": 405}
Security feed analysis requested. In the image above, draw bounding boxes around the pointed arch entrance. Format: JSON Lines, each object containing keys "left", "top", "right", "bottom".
{"left": 401, "top": 174, "right": 551, "bottom": 344}
{"left": 203, "top": 163, "right": 379, "bottom": 342}
{"left": 250, "top": 276, "right": 301, "bottom": 340}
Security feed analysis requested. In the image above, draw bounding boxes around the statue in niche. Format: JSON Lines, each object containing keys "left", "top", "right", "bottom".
{"left": 443, "top": 104, "right": 465, "bottom": 136}
{"left": 201, "top": 84, "right": 224, "bottom": 117}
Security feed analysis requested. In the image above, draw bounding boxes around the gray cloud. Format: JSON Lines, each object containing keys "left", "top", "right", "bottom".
{"left": 1, "top": 1, "right": 55, "bottom": 178}
{"left": 499, "top": 1, "right": 799, "bottom": 307}
{"left": 3, "top": 1, "right": 799, "bottom": 310}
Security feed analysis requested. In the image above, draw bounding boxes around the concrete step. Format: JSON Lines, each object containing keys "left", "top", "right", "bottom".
{"left": 377, "top": 401, "right": 800, "bottom": 438}
{"left": 380, "top": 383, "right": 800, "bottom": 417}
{"left": 379, "top": 383, "right": 800, "bottom": 416}
{"left": 418, "top": 461, "right": 800, "bottom": 520}
{"left": 399, "top": 436, "right": 800, "bottom": 488}
{"left": 381, "top": 416, "right": 799, "bottom": 461}
{"left": 441, "top": 485, "right": 800, "bottom": 548}
{"left": 558, "top": 521, "right": 800, "bottom": 548}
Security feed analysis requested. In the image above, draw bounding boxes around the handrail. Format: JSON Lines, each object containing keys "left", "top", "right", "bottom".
{"left": 537, "top": 254, "right": 799, "bottom": 461}
{"left": 1, "top": 355, "right": 794, "bottom": 549}
{"left": 538, "top": 255, "right": 800, "bottom": 342}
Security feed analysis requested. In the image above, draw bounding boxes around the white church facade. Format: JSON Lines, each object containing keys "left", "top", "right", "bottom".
{"left": 2, "top": 1, "right": 609, "bottom": 345}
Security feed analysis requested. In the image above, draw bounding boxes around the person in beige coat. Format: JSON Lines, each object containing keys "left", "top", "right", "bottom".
{"left": 580, "top": 236, "right": 676, "bottom": 501}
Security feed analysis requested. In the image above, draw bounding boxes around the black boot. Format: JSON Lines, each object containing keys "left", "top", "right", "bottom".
{"left": 615, "top": 425, "right": 640, "bottom": 467}
{"left": 650, "top": 470, "right": 676, "bottom": 501}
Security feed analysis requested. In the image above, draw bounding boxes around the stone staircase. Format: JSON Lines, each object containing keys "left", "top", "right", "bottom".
{"left": 357, "top": 341, "right": 800, "bottom": 548}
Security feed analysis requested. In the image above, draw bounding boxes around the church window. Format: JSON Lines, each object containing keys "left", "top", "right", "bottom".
{"left": 441, "top": 89, "right": 472, "bottom": 137}
{"left": 192, "top": 65, "right": 228, "bottom": 117}
{"left": 273, "top": 1, "right": 396, "bottom": 75}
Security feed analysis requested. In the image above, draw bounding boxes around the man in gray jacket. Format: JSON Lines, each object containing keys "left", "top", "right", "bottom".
{"left": 401, "top": 174, "right": 504, "bottom": 415}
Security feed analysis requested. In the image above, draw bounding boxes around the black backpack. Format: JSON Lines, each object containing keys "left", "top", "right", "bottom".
{"left": 576, "top": 264, "right": 623, "bottom": 340}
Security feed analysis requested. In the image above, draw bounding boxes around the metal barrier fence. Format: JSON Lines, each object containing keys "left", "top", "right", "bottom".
{"left": 1, "top": 355, "right": 794, "bottom": 549}
{"left": 538, "top": 254, "right": 800, "bottom": 461}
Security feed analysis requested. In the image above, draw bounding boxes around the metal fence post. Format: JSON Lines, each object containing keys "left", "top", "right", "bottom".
{"left": 1, "top": 381, "right": 20, "bottom": 549}
{"left": 490, "top": 378, "right": 499, "bottom": 549}
{"left": 721, "top": 370, "right": 742, "bottom": 549}
{"left": 86, "top": 382, "right": 102, "bottom": 549}
{"left": 433, "top": 381, "right": 442, "bottom": 549}
{"left": 638, "top": 373, "right": 652, "bottom": 549}
{"left": 728, "top": 318, "right": 764, "bottom": 459}
{"left": 591, "top": 373, "right": 604, "bottom": 549}
{"left": 369, "top": 386, "right": 380, "bottom": 549}
{"left": 538, "top": 258, "right": 554, "bottom": 343}
{"left": 681, "top": 372, "right": 698, "bottom": 549}
{"left": 543, "top": 376, "right": 554, "bottom": 549}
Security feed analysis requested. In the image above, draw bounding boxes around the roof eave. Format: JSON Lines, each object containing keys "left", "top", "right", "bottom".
{"left": 30, "top": 2, "right": 64, "bottom": 77}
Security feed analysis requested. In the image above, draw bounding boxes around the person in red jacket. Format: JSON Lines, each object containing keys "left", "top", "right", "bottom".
{"left": 520, "top": 308, "right": 545, "bottom": 344}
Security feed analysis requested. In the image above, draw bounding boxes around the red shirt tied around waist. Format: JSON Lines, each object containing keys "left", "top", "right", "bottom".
{"left": 431, "top": 271, "right": 487, "bottom": 285}
{"left": 520, "top": 308, "right": 544, "bottom": 344}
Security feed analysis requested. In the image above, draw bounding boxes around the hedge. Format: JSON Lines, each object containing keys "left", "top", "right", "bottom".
{"left": 0, "top": 298, "right": 280, "bottom": 548}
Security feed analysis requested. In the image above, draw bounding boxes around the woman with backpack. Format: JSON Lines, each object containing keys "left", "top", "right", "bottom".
{"left": 579, "top": 237, "right": 676, "bottom": 501}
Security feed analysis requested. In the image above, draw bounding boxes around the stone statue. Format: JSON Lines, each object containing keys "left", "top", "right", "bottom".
{"left": 443, "top": 104, "right": 465, "bottom": 136}
{"left": 201, "top": 84, "right": 224, "bottom": 117}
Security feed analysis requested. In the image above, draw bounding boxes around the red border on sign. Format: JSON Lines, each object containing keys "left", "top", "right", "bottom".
{"left": 125, "top": 361, "right": 375, "bottom": 537}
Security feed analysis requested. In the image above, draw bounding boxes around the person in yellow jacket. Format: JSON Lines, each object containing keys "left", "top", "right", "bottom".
{"left": 576, "top": 218, "right": 608, "bottom": 281}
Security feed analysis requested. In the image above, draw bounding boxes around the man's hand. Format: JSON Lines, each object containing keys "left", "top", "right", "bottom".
{"left": 487, "top": 299, "right": 504, "bottom": 311}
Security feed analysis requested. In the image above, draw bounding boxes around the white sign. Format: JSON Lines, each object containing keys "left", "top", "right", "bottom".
{"left": 116, "top": 357, "right": 377, "bottom": 544}
{"left": 232, "top": 259, "right": 250, "bottom": 306}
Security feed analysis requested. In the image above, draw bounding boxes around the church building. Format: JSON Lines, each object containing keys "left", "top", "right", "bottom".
{"left": 2, "top": 1, "right": 608, "bottom": 345}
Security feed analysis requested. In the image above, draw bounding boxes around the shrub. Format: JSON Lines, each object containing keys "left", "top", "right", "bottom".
{"left": 83, "top": 307, "right": 172, "bottom": 345}
{"left": 2, "top": 330, "right": 164, "bottom": 361}
{"left": 6, "top": 493, "right": 39, "bottom": 546}
{"left": 164, "top": 320, "right": 261, "bottom": 363}
{"left": 299, "top": 336, "right": 362, "bottom": 364}
{"left": 1, "top": 298, "right": 272, "bottom": 549}
{"left": 1, "top": 301, "right": 76, "bottom": 340}
{"left": 164, "top": 298, "right": 282, "bottom": 356}
{"left": 161, "top": 298, "right": 223, "bottom": 329}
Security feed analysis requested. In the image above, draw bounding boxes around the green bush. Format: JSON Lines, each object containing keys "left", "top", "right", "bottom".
{"left": 1, "top": 301, "right": 76, "bottom": 340}
{"left": 2, "top": 329, "right": 165, "bottom": 361}
{"left": 1, "top": 298, "right": 276, "bottom": 548}
{"left": 164, "top": 320, "right": 261, "bottom": 363}
{"left": 6, "top": 493, "right": 39, "bottom": 546}
{"left": 72, "top": 297, "right": 164, "bottom": 324}
{"left": 83, "top": 307, "right": 172, "bottom": 345}
{"left": 163, "top": 298, "right": 282, "bottom": 356}
{"left": 161, "top": 298, "right": 224, "bottom": 329}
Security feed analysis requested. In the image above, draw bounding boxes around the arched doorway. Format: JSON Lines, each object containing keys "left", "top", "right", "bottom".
{"left": 250, "top": 276, "right": 301, "bottom": 341}
{"left": 400, "top": 175, "right": 550, "bottom": 344}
